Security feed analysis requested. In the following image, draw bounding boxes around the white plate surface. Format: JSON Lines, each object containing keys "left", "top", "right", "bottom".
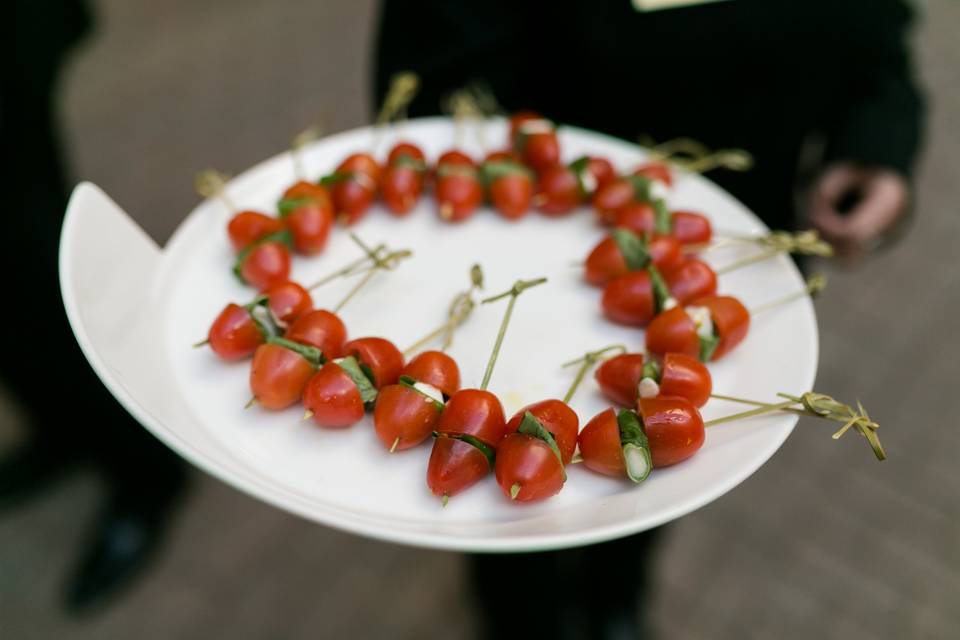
{"left": 61, "top": 117, "right": 817, "bottom": 552}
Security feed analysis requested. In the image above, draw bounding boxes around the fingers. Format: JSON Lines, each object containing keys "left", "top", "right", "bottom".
{"left": 843, "top": 172, "right": 908, "bottom": 244}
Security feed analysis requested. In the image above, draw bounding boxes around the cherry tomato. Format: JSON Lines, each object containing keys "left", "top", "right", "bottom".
{"left": 488, "top": 169, "right": 533, "bottom": 220}
{"left": 659, "top": 353, "right": 712, "bottom": 408}
{"left": 693, "top": 295, "right": 751, "bottom": 360}
{"left": 535, "top": 163, "right": 581, "bottom": 216}
{"left": 263, "top": 281, "right": 313, "bottom": 326}
{"left": 504, "top": 400, "right": 578, "bottom": 464}
{"left": 401, "top": 350, "right": 460, "bottom": 398}
{"left": 435, "top": 165, "right": 483, "bottom": 222}
{"left": 207, "top": 303, "right": 263, "bottom": 360}
{"left": 286, "top": 201, "right": 333, "bottom": 255}
{"left": 303, "top": 362, "right": 365, "bottom": 428}
{"left": 330, "top": 153, "right": 380, "bottom": 226}
{"left": 520, "top": 132, "right": 561, "bottom": 174}
{"left": 283, "top": 180, "right": 329, "bottom": 201}
{"left": 227, "top": 211, "right": 284, "bottom": 252}
{"left": 613, "top": 202, "right": 656, "bottom": 237}
{"left": 638, "top": 396, "right": 704, "bottom": 468}
{"left": 633, "top": 162, "right": 673, "bottom": 187}
{"left": 509, "top": 111, "right": 542, "bottom": 142}
{"left": 435, "top": 389, "right": 506, "bottom": 446}
{"left": 645, "top": 306, "right": 700, "bottom": 359}
{"left": 601, "top": 271, "right": 655, "bottom": 327}
{"left": 584, "top": 234, "right": 683, "bottom": 287}
{"left": 284, "top": 309, "right": 347, "bottom": 359}
{"left": 238, "top": 241, "right": 291, "bottom": 290}
{"left": 249, "top": 342, "right": 316, "bottom": 410}
{"left": 594, "top": 353, "right": 647, "bottom": 408}
{"left": 484, "top": 149, "right": 520, "bottom": 163}
{"left": 436, "top": 149, "right": 474, "bottom": 167}
{"left": 342, "top": 337, "right": 404, "bottom": 388}
{"left": 578, "top": 408, "right": 625, "bottom": 478}
{"left": 495, "top": 433, "right": 565, "bottom": 502}
{"left": 585, "top": 156, "right": 616, "bottom": 191}
{"left": 373, "top": 384, "right": 441, "bottom": 451}
{"left": 387, "top": 142, "right": 426, "bottom": 165}
{"left": 592, "top": 178, "right": 637, "bottom": 226}
{"left": 427, "top": 436, "right": 492, "bottom": 501}
{"left": 664, "top": 259, "right": 717, "bottom": 305}
{"left": 671, "top": 211, "right": 712, "bottom": 245}
{"left": 381, "top": 142, "right": 427, "bottom": 216}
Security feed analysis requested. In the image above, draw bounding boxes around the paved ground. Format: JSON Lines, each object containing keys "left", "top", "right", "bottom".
{"left": 2, "top": 1, "right": 958, "bottom": 638}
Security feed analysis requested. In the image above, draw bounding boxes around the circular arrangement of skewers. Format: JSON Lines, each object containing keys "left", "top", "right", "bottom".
{"left": 194, "top": 74, "right": 885, "bottom": 507}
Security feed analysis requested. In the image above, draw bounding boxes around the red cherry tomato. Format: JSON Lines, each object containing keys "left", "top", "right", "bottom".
{"left": 227, "top": 211, "right": 284, "bottom": 252}
{"left": 387, "top": 142, "right": 426, "bottom": 165}
{"left": 435, "top": 388, "right": 506, "bottom": 447}
{"left": 436, "top": 171, "right": 483, "bottom": 222}
{"left": 484, "top": 149, "right": 520, "bottom": 163}
{"left": 249, "top": 343, "right": 316, "bottom": 410}
{"left": 504, "top": 400, "right": 578, "bottom": 465}
{"left": 584, "top": 234, "right": 684, "bottom": 287}
{"left": 263, "top": 281, "right": 313, "bottom": 326}
{"left": 436, "top": 149, "right": 475, "bottom": 167}
{"left": 585, "top": 156, "right": 616, "bottom": 190}
{"left": 373, "top": 384, "right": 441, "bottom": 451}
{"left": 283, "top": 180, "right": 329, "bottom": 201}
{"left": 592, "top": 178, "right": 636, "bottom": 226}
{"left": 284, "top": 310, "right": 347, "bottom": 359}
{"left": 330, "top": 153, "right": 381, "bottom": 225}
{"left": 601, "top": 271, "right": 655, "bottom": 327}
{"left": 509, "top": 111, "right": 542, "bottom": 142}
{"left": 535, "top": 163, "right": 581, "bottom": 216}
{"left": 659, "top": 353, "right": 712, "bottom": 408}
{"left": 578, "top": 408, "right": 625, "bottom": 478}
{"left": 286, "top": 201, "right": 333, "bottom": 255}
{"left": 633, "top": 162, "right": 673, "bottom": 187}
{"left": 401, "top": 350, "right": 460, "bottom": 398}
{"left": 427, "top": 436, "right": 492, "bottom": 500}
{"left": 381, "top": 142, "right": 427, "bottom": 216}
{"left": 671, "top": 211, "right": 712, "bottom": 245}
{"left": 694, "top": 295, "right": 751, "bottom": 360}
{"left": 489, "top": 171, "right": 533, "bottom": 220}
{"left": 595, "top": 353, "right": 647, "bottom": 408}
{"left": 495, "top": 433, "right": 565, "bottom": 502}
{"left": 645, "top": 306, "right": 700, "bottom": 359}
{"left": 664, "top": 259, "right": 717, "bottom": 305}
{"left": 638, "top": 396, "right": 704, "bottom": 468}
{"left": 239, "top": 241, "right": 291, "bottom": 290}
{"left": 614, "top": 202, "right": 655, "bottom": 237}
{"left": 342, "top": 337, "right": 404, "bottom": 389}
{"left": 520, "top": 132, "right": 560, "bottom": 174}
{"left": 302, "top": 362, "right": 365, "bottom": 428}
{"left": 207, "top": 303, "right": 263, "bottom": 360}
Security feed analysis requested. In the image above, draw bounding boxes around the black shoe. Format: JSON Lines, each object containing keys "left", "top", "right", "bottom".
{"left": 0, "top": 438, "right": 79, "bottom": 510}
{"left": 64, "top": 473, "right": 187, "bottom": 613}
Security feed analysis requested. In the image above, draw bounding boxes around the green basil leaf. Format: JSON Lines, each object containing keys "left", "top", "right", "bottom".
{"left": 641, "top": 358, "right": 662, "bottom": 383}
{"left": 479, "top": 160, "right": 533, "bottom": 185}
{"left": 319, "top": 172, "right": 351, "bottom": 186}
{"left": 698, "top": 332, "right": 721, "bottom": 363}
{"left": 435, "top": 433, "right": 496, "bottom": 468}
{"left": 611, "top": 228, "right": 651, "bottom": 271}
{"left": 568, "top": 156, "right": 590, "bottom": 174}
{"left": 277, "top": 196, "right": 315, "bottom": 217}
{"left": 517, "top": 411, "right": 565, "bottom": 475}
{"left": 336, "top": 356, "right": 378, "bottom": 407}
{"left": 232, "top": 229, "right": 293, "bottom": 284}
{"left": 398, "top": 375, "right": 445, "bottom": 412}
{"left": 647, "top": 264, "right": 672, "bottom": 314}
{"left": 435, "top": 164, "right": 478, "bottom": 179}
{"left": 244, "top": 296, "right": 282, "bottom": 339}
{"left": 627, "top": 175, "right": 654, "bottom": 202}
{"left": 617, "top": 409, "right": 652, "bottom": 484}
{"left": 266, "top": 336, "right": 325, "bottom": 367}
{"left": 652, "top": 198, "right": 672, "bottom": 235}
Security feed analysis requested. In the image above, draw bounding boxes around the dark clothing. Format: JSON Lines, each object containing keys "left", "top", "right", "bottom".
{"left": 374, "top": 1, "right": 924, "bottom": 635}
{"left": 5, "top": 0, "right": 184, "bottom": 504}
{"left": 374, "top": 0, "right": 925, "bottom": 230}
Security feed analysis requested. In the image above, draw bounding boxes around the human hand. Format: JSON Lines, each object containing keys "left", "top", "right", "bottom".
{"left": 809, "top": 163, "right": 910, "bottom": 259}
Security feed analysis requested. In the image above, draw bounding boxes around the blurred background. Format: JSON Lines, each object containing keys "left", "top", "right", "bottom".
{"left": 2, "top": 0, "right": 958, "bottom": 638}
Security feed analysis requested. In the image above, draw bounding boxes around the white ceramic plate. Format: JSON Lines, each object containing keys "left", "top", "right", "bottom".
{"left": 60, "top": 117, "right": 817, "bottom": 552}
